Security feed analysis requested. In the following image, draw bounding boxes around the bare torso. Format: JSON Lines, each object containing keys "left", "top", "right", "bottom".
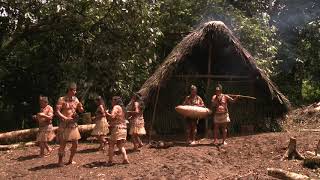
{"left": 212, "top": 94, "right": 232, "bottom": 113}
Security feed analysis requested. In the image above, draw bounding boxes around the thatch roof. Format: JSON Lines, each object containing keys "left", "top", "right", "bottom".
{"left": 138, "top": 21, "right": 290, "bottom": 110}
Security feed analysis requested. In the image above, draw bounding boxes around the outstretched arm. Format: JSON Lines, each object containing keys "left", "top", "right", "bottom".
{"left": 226, "top": 95, "right": 239, "bottom": 103}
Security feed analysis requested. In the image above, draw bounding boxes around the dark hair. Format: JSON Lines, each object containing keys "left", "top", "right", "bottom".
{"left": 95, "top": 96, "right": 106, "bottom": 110}
{"left": 133, "top": 92, "right": 145, "bottom": 111}
{"left": 190, "top": 85, "right": 197, "bottom": 91}
{"left": 66, "top": 82, "right": 77, "bottom": 93}
{"left": 216, "top": 84, "right": 223, "bottom": 91}
{"left": 39, "top": 95, "right": 48, "bottom": 103}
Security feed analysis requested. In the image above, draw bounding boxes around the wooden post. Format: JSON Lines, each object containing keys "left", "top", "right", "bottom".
{"left": 205, "top": 43, "right": 213, "bottom": 138}
{"left": 149, "top": 85, "right": 161, "bottom": 143}
{"left": 281, "top": 137, "right": 305, "bottom": 161}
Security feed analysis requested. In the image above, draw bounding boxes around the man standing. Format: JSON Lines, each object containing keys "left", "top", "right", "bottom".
{"left": 56, "top": 82, "right": 84, "bottom": 166}
{"left": 183, "top": 85, "right": 204, "bottom": 145}
{"left": 211, "top": 84, "right": 238, "bottom": 145}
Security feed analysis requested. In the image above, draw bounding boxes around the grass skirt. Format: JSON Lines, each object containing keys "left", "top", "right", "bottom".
{"left": 37, "top": 130, "right": 55, "bottom": 142}
{"left": 110, "top": 126, "right": 127, "bottom": 142}
{"left": 57, "top": 127, "right": 81, "bottom": 142}
{"left": 91, "top": 117, "right": 109, "bottom": 136}
{"left": 214, "top": 113, "right": 230, "bottom": 124}
{"left": 129, "top": 116, "right": 146, "bottom": 135}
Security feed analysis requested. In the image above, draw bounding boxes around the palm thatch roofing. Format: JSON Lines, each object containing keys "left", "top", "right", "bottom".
{"left": 138, "top": 21, "right": 290, "bottom": 111}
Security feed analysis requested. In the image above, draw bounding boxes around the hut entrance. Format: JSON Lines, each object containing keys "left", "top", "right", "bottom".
{"left": 140, "top": 22, "right": 289, "bottom": 137}
{"left": 146, "top": 75, "right": 257, "bottom": 136}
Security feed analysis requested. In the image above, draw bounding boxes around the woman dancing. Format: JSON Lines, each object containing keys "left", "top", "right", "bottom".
{"left": 106, "top": 96, "right": 129, "bottom": 165}
{"left": 91, "top": 96, "right": 109, "bottom": 151}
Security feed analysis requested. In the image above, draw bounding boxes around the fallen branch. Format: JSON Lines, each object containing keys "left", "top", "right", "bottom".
{"left": 305, "top": 151, "right": 319, "bottom": 157}
{"left": 267, "top": 168, "right": 309, "bottom": 180}
{"left": 0, "top": 124, "right": 95, "bottom": 144}
{"left": 0, "top": 142, "right": 36, "bottom": 151}
{"left": 300, "top": 129, "right": 320, "bottom": 132}
{"left": 281, "top": 137, "right": 304, "bottom": 161}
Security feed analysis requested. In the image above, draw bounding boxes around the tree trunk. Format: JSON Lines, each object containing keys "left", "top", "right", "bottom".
{"left": 267, "top": 168, "right": 309, "bottom": 180}
{"left": 0, "top": 124, "right": 95, "bottom": 144}
{"left": 281, "top": 137, "right": 305, "bottom": 161}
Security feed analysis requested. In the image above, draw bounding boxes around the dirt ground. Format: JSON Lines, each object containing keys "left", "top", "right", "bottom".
{"left": 1, "top": 131, "right": 320, "bottom": 180}
{"left": 2, "top": 103, "right": 320, "bottom": 180}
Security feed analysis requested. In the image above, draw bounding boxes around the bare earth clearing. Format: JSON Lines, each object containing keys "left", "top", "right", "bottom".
{"left": 1, "top": 131, "right": 320, "bottom": 180}
{"left": 2, "top": 104, "right": 320, "bottom": 179}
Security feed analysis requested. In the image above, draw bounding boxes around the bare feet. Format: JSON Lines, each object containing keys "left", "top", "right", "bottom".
{"left": 189, "top": 141, "right": 196, "bottom": 146}
{"left": 45, "top": 148, "right": 53, "bottom": 156}
{"left": 222, "top": 141, "right": 227, "bottom": 145}
{"left": 66, "top": 161, "right": 76, "bottom": 165}
{"left": 138, "top": 143, "right": 144, "bottom": 148}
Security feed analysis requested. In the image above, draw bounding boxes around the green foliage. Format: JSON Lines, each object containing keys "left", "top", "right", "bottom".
{"left": 302, "top": 80, "right": 320, "bottom": 103}
{"left": 297, "top": 20, "right": 320, "bottom": 81}
{"left": 296, "top": 20, "right": 320, "bottom": 103}
{"left": 0, "top": 0, "right": 319, "bottom": 130}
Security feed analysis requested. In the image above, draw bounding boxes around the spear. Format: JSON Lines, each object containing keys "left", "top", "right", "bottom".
{"left": 226, "top": 94, "right": 257, "bottom": 100}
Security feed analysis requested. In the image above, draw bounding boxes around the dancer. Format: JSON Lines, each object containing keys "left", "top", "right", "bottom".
{"left": 183, "top": 85, "right": 204, "bottom": 145}
{"left": 56, "top": 82, "right": 84, "bottom": 166}
{"left": 91, "top": 96, "right": 109, "bottom": 151}
{"left": 33, "top": 95, "right": 55, "bottom": 157}
{"left": 211, "top": 84, "right": 239, "bottom": 145}
{"left": 128, "top": 92, "right": 146, "bottom": 151}
{"left": 106, "top": 96, "right": 129, "bottom": 165}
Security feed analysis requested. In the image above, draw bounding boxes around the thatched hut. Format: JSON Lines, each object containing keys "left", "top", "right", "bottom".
{"left": 138, "top": 21, "right": 290, "bottom": 135}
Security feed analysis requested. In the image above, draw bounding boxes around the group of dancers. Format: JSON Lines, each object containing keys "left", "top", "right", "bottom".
{"left": 33, "top": 82, "right": 238, "bottom": 166}
{"left": 33, "top": 82, "right": 146, "bottom": 166}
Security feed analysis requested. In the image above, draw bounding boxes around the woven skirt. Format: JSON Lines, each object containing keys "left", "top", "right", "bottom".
{"left": 57, "top": 127, "right": 81, "bottom": 142}
{"left": 214, "top": 113, "right": 231, "bottom": 124}
{"left": 129, "top": 116, "right": 146, "bottom": 135}
{"left": 110, "top": 127, "right": 127, "bottom": 142}
{"left": 129, "top": 123, "right": 146, "bottom": 135}
{"left": 91, "top": 117, "right": 109, "bottom": 136}
{"left": 37, "top": 130, "right": 55, "bottom": 142}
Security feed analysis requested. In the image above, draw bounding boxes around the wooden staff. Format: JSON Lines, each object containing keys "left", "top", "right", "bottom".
{"left": 205, "top": 43, "right": 213, "bottom": 138}
{"left": 149, "top": 85, "right": 161, "bottom": 143}
{"left": 226, "top": 94, "right": 257, "bottom": 100}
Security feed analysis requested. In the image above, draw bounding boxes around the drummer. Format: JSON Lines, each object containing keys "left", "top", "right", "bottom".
{"left": 183, "top": 85, "right": 204, "bottom": 145}
{"left": 211, "top": 84, "right": 239, "bottom": 145}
